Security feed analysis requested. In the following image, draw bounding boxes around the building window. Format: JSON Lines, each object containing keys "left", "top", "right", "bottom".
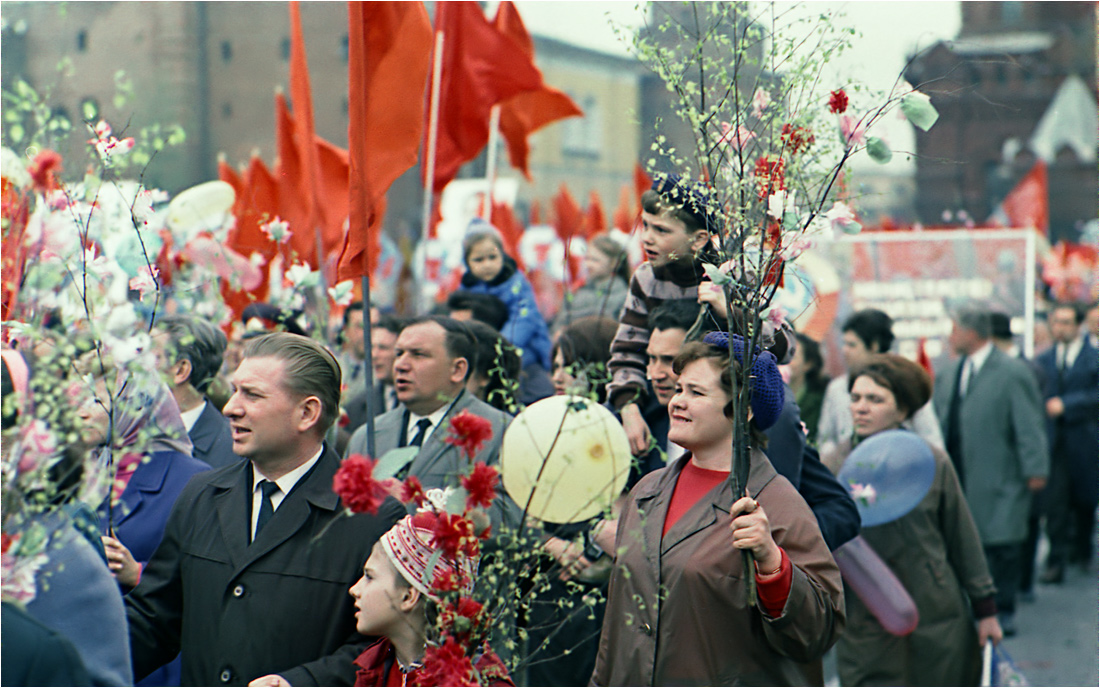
{"left": 341, "top": 34, "right": 349, "bottom": 63}
{"left": 1002, "top": 1, "right": 1023, "bottom": 26}
{"left": 222, "top": 102, "right": 233, "bottom": 119}
{"left": 280, "top": 37, "right": 290, "bottom": 60}
{"left": 76, "top": 29, "right": 87, "bottom": 52}
{"left": 221, "top": 41, "right": 232, "bottom": 63}
{"left": 561, "top": 94, "right": 600, "bottom": 159}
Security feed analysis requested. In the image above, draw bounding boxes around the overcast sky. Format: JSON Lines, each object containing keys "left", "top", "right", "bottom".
{"left": 505, "top": 1, "right": 963, "bottom": 169}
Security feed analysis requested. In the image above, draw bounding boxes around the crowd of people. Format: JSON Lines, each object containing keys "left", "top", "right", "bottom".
{"left": 2, "top": 174, "right": 1097, "bottom": 687}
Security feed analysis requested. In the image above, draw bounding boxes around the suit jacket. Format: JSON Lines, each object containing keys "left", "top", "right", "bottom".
{"left": 190, "top": 400, "right": 240, "bottom": 469}
{"left": 344, "top": 382, "right": 394, "bottom": 436}
{"left": 1036, "top": 339, "right": 1099, "bottom": 506}
{"left": 346, "top": 391, "right": 519, "bottom": 532}
{"left": 934, "top": 346, "right": 1049, "bottom": 545}
{"left": 3, "top": 602, "right": 92, "bottom": 687}
{"left": 99, "top": 449, "right": 211, "bottom": 565}
{"left": 125, "top": 446, "right": 405, "bottom": 686}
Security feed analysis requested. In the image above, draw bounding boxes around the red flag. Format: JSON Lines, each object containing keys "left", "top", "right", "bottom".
{"left": 994, "top": 160, "right": 1049, "bottom": 237}
{"left": 315, "top": 136, "right": 349, "bottom": 266}
{"left": 221, "top": 155, "right": 281, "bottom": 322}
{"left": 490, "top": 202, "right": 526, "bottom": 272}
{"left": 585, "top": 190, "right": 606, "bottom": 240}
{"left": 529, "top": 199, "right": 542, "bottom": 226}
{"left": 633, "top": 163, "right": 652, "bottom": 207}
{"left": 427, "top": 2, "right": 543, "bottom": 194}
{"left": 612, "top": 184, "right": 634, "bottom": 233}
{"left": 339, "top": 1, "right": 432, "bottom": 282}
{"left": 492, "top": 1, "right": 582, "bottom": 179}
{"left": 287, "top": 1, "right": 323, "bottom": 266}
{"left": 552, "top": 185, "right": 585, "bottom": 287}
{"left": 916, "top": 337, "right": 934, "bottom": 379}
{"left": 274, "top": 92, "right": 314, "bottom": 265}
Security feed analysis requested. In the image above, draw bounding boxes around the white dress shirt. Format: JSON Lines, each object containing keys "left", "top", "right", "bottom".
{"left": 250, "top": 446, "right": 324, "bottom": 541}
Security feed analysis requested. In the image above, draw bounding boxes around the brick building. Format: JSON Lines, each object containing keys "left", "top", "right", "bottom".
{"left": 903, "top": 1, "right": 1098, "bottom": 243}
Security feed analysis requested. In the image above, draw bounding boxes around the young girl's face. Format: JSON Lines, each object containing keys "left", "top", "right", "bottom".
{"left": 467, "top": 239, "right": 504, "bottom": 283}
{"left": 349, "top": 544, "right": 409, "bottom": 637}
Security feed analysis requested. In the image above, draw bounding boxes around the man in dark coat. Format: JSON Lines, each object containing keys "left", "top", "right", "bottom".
{"left": 126, "top": 333, "right": 404, "bottom": 686}
{"left": 155, "top": 315, "right": 240, "bottom": 468}
{"left": 1035, "top": 303, "right": 1099, "bottom": 583}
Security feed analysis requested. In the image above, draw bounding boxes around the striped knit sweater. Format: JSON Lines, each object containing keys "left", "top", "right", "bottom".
{"left": 607, "top": 250, "right": 718, "bottom": 408}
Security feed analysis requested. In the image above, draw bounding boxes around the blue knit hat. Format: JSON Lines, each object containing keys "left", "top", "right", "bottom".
{"left": 651, "top": 173, "right": 721, "bottom": 233}
{"left": 701, "top": 331, "right": 785, "bottom": 430}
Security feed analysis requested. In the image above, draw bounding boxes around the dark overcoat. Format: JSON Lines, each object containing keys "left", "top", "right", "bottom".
{"left": 1036, "top": 340, "right": 1099, "bottom": 507}
{"left": 125, "top": 446, "right": 404, "bottom": 686}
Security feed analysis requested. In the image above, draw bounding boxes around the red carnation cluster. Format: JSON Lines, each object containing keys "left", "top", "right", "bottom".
{"left": 432, "top": 568, "right": 472, "bottom": 594}
{"left": 828, "top": 88, "right": 849, "bottom": 114}
{"left": 439, "top": 597, "right": 486, "bottom": 643}
{"left": 332, "top": 454, "right": 388, "bottom": 515}
{"left": 754, "top": 154, "right": 786, "bottom": 200}
{"left": 432, "top": 512, "right": 480, "bottom": 560}
{"left": 780, "top": 124, "right": 815, "bottom": 155}
{"left": 419, "top": 637, "right": 477, "bottom": 687}
{"left": 461, "top": 462, "right": 499, "bottom": 511}
{"left": 444, "top": 409, "right": 494, "bottom": 459}
{"left": 401, "top": 475, "right": 427, "bottom": 506}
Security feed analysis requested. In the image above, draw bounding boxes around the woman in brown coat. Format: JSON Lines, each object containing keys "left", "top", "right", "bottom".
{"left": 832, "top": 354, "right": 1002, "bottom": 686}
{"left": 591, "top": 333, "right": 845, "bottom": 686}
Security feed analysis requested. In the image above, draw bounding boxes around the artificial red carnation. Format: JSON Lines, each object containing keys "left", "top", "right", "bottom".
{"left": 444, "top": 409, "right": 493, "bottom": 459}
{"left": 432, "top": 568, "right": 471, "bottom": 594}
{"left": 780, "top": 124, "right": 815, "bottom": 155}
{"left": 332, "top": 454, "right": 387, "bottom": 515}
{"left": 828, "top": 89, "right": 849, "bottom": 114}
{"left": 461, "top": 462, "right": 499, "bottom": 511}
{"left": 432, "top": 513, "right": 479, "bottom": 560}
{"left": 402, "top": 475, "right": 427, "bottom": 506}
{"left": 418, "top": 636, "right": 476, "bottom": 687}
{"left": 439, "top": 597, "right": 486, "bottom": 642}
{"left": 754, "top": 155, "right": 786, "bottom": 200}
{"left": 27, "top": 150, "right": 63, "bottom": 192}
{"left": 1, "top": 532, "right": 17, "bottom": 555}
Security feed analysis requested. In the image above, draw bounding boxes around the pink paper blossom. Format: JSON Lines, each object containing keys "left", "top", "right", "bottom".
{"left": 88, "top": 120, "right": 135, "bottom": 162}
{"left": 752, "top": 88, "right": 771, "bottom": 118}
{"left": 129, "top": 265, "right": 159, "bottom": 298}
{"left": 262, "top": 217, "right": 292, "bottom": 244}
{"left": 839, "top": 114, "right": 866, "bottom": 147}
{"left": 717, "top": 121, "right": 756, "bottom": 152}
{"left": 849, "top": 482, "right": 877, "bottom": 506}
{"left": 17, "top": 419, "right": 58, "bottom": 474}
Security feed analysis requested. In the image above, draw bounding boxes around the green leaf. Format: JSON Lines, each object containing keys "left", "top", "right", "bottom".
{"left": 421, "top": 549, "right": 443, "bottom": 590}
{"left": 373, "top": 446, "right": 419, "bottom": 480}
{"left": 900, "top": 92, "right": 939, "bottom": 132}
{"left": 702, "top": 262, "right": 731, "bottom": 286}
{"left": 82, "top": 100, "right": 98, "bottom": 121}
{"left": 866, "top": 137, "right": 892, "bottom": 164}
{"left": 446, "top": 487, "right": 468, "bottom": 516}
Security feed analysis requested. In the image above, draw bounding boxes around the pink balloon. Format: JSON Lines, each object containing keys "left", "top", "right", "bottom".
{"left": 833, "top": 535, "right": 920, "bottom": 636}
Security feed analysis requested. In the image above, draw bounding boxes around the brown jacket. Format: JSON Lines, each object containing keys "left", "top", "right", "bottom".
{"left": 834, "top": 440, "right": 997, "bottom": 686}
{"left": 591, "top": 451, "right": 845, "bottom": 686}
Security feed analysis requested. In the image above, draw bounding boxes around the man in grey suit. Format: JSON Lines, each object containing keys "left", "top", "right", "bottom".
{"left": 935, "top": 307, "right": 1049, "bottom": 636}
{"left": 345, "top": 316, "right": 516, "bottom": 530}
{"left": 154, "top": 315, "right": 240, "bottom": 468}
{"left": 127, "top": 333, "right": 403, "bottom": 686}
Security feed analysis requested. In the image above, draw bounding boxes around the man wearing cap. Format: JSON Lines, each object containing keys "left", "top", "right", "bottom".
{"left": 125, "top": 333, "right": 404, "bottom": 686}
{"left": 345, "top": 316, "right": 516, "bottom": 531}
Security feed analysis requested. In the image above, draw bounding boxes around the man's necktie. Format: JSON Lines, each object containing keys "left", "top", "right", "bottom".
{"left": 254, "top": 480, "right": 279, "bottom": 541}
{"left": 409, "top": 418, "right": 433, "bottom": 448}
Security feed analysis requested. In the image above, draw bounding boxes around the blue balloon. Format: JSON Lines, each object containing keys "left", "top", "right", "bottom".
{"left": 837, "top": 429, "right": 936, "bottom": 527}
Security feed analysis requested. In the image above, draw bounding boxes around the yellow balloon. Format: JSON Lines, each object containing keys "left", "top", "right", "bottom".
{"left": 501, "top": 395, "right": 631, "bottom": 524}
{"left": 167, "top": 180, "right": 235, "bottom": 234}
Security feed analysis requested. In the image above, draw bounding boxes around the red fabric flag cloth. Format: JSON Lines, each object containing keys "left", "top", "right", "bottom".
{"left": 916, "top": 337, "right": 934, "bottom": 379}
{"left": 585, "top": 190, "right": 606, "bottom": 240}
{"left": 286, "top": 1, "right": 324, "bottom": 267}
{"left": 339, "top": 1, "right": 432, "bottom": 282}
{"left": 490, "top": 201, "right": 526, "bottom": 271}
{"left": 552, "top": 185, "right": 585, "bottom": 288}
{"left": 612, "top": 184, "right": 635, "bottom": 234}
{"left": 633, "top": 163, "right": 652, "bottom": 208}
{"left": 426, "top": 1, "right": 543, "bottom": 194}
{"left": 315, "top": 137, "right": 349, "bottom": 270}
{"left": 221, "top": 155, "right": 280, "bottom": 323}
{"left": 491, "top": 1, "right": 582, "bottom": 179}
{"left": 0, "top": 180, "right": 30, "bottom": 322}
{"left": 275, "top": 91, "right": 314, "bottom": 266}
{"left": 999, "top": 160, "right": 1049, "bottom": 238}
{"left": 529, "top": 199, "right": 542, "bottom": 226}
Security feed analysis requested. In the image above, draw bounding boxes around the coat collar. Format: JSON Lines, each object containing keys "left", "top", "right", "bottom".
{"left": 110, "top": 450, "right": 175, "bottom": 527}
{"left": 187, "top": 400, "right": 224, "bottom": 454}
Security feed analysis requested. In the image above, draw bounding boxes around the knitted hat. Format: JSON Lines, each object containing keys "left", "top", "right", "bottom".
{"left": 651, "top": 173, "right": 721, "bottom": 233}
{"left": 701, "top": 331, "right": 785, "bottom": 430}
{"left": 380, "top": 496, "right": 478, "bottom": 602}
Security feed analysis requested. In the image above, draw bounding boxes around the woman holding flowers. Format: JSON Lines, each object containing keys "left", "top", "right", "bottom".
{"left": 830, "top": 354, "right": 1001, "bottom": 686}
{"left": 592, "top": 332, "right": 844, "bottom": 686}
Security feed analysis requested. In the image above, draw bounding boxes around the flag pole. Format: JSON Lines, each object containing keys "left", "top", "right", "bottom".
{"left": 361, "top": 266, "right": 376, "bottom": 460}
{"left": 482, "top": 104, "right": 501, "bottom": 221}
{"left": 421, "top": 30, "right": 445, "bottom": 254}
